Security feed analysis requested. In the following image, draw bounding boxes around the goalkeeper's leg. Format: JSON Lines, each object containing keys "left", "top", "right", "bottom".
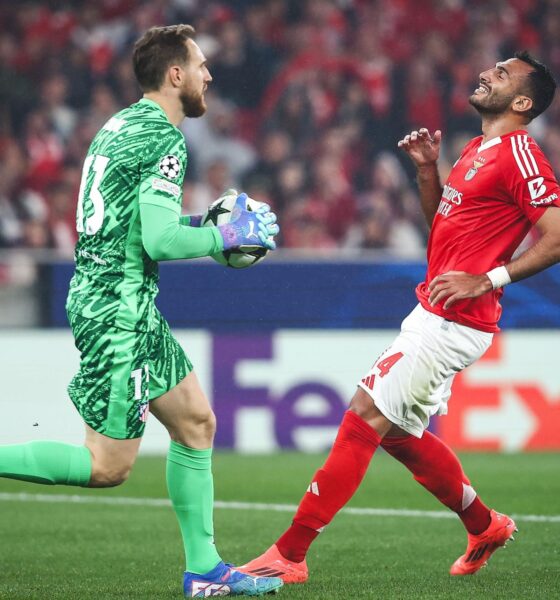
{"left": 0, "top": 424, "right": 140, "bottom": 488}
{"left": 151, "top": 371, "right": 221, "bottom": 576}
{"left": 1, "top": 314, "right": 144, "bottom": 488}
{"left": 151, "top": 372, "right": 283, "bottom": 596}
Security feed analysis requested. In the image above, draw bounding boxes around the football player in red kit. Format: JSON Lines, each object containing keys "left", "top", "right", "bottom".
{"left": 240, "top": 51, "right": 560, "bottom": 581}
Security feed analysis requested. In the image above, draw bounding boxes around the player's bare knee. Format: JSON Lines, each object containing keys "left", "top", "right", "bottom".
{"left": 349, "top": 388, "right": 393, "bottom": 437}
{"left": 201, "top": 410, "right": 217, "bottom": 440}
{"left": 349, "top": 388, "right": 378, "bottom": 419}
{"left": 171, "top": 408, "right": 216, "bottom": 447}
{"left": 193, "top": 407, "right": 216, "bottom": 434}
{"left": 88, "top": 462, "right": 132, "bottom": 488}
{"left": 87, "top": 449, "right": 134, "bottom": 487}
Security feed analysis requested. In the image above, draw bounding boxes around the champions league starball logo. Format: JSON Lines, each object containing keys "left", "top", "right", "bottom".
{"left": 158, "top": 155, "right": 181, "bottom": 179}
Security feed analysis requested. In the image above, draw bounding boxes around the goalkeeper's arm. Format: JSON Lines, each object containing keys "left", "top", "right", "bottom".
{"left": 139, "top": 176, "right": 279, "bottom": 260}
{"left": 140, "top": 201, "right": 224, "bottom": 261}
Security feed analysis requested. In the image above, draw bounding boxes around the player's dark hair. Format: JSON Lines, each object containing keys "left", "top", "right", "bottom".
{"left": 133, "top": 24, "right": 196, "bottom": 92}
{"left": 514, "top": 50, "right": 557, "bottom": 120}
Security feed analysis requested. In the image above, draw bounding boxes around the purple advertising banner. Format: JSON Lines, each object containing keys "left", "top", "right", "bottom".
{"left": 211, "top": 332, "right": 376, "bottom": 450}
{"left": 208, "top": 331, "right": 449, "bottom": 451}
{"left": 1, "top": 330, "right": 557, "bottom": 453}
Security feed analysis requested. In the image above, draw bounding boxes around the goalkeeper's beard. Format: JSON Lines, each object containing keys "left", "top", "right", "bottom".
{"left": 180, "top": 88, "right": 206, "bottom": 118}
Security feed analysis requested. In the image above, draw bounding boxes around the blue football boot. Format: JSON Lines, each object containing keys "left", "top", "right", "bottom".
{"left": 183, "top": 561, "right": 283, "bottom": 597}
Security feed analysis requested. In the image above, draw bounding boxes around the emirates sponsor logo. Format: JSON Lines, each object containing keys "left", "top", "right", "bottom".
{"left": 442, "top": 184, "right": 463, "bottom": 205}
{"left": 436, "top": 200, "right": 453, "bottom": 217}
{"left": 437, "top": 184, "right": 463, "bottom": 217}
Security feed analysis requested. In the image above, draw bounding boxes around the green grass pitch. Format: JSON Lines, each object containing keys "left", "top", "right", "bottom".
{"left": 0, "top": 452, "right": 559, "bottom": 599}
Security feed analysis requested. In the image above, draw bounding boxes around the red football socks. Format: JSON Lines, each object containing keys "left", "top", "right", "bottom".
{"left": 381, "top": 431, "right": 491, "bottom": 535}
{"left": 277, "top": 410, "right": 381, "bottom": 562}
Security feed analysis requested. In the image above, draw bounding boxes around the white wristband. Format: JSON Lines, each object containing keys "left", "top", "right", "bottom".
{"left": 486, "top": 266, "right": 511, "bottom": 290}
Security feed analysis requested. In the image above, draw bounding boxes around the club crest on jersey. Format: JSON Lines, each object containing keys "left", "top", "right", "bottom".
{"left": 464, "top": 157, "right": 486, "bottom": 181}
{"left": 159, "top": 155, "right": 181, "bottom": 179}
{"left": 139, "top": 401, "right": 150, "bottom": 423}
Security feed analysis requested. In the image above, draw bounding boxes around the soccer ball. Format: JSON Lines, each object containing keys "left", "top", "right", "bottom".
{"left": 202, "top": 192, "right": 270, "bottom": 269}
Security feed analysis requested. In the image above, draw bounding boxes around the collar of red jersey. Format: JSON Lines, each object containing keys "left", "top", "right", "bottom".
{"left": 478, "top": 136, "right": 502, "bottom": 152}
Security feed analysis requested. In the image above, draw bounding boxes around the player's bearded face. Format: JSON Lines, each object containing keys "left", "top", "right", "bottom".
{"left": 178, "top": 40, "right": 211, "bottom": 118}
{"left": 469, "top": 86, "right": 516, "bottom": 115}
{"left": 179, "top": 83, "right": 206, "bottom": 118}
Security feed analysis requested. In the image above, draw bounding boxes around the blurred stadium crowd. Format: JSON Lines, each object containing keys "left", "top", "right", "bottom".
{"left": 1, "top": 0, "right": 560, "bottom": 257}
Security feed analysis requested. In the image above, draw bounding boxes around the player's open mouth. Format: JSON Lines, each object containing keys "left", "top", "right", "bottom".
{"left": 474, "top": 83, "right": 490, "bottom": 94}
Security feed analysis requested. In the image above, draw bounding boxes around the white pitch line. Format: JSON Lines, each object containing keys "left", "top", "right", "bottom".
{"left": 0, "top": 492, "right": 559, "bottom": 523}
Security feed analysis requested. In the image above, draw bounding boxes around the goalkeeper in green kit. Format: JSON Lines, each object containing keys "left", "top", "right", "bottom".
{"left": 0, "top": 25, "right": 282, "bottom": 598}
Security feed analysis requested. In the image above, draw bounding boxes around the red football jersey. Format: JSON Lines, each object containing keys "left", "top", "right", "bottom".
{"left": 416, "top": 129, "right": 560, "bottom": 332}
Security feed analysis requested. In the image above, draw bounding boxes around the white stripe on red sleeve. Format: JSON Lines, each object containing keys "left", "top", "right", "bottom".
{"left": 511, "top": 136, "right": 528, "bottom": 178}
{"left": 523, "top": 135, "right": 540, "bottom": 175}
{"left": 517, "top": 135, "right": 534, "bottom": 177}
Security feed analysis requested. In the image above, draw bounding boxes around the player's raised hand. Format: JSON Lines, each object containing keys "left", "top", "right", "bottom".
{"left": 428, "top": 271, "right": 493, "bottom": 310}
{"left": 398, "top": 128, "right": 442, "bottom": 168}
{"left": 218, "top": 193, "right": 279, "bottom": 251}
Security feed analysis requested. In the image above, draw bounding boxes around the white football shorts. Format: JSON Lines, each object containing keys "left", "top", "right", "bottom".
{"left": 357, "top": 304, "right": 493, "bottom": 437}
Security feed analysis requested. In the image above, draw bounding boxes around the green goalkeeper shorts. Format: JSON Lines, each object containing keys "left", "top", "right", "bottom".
{"left": 67, "top": 310, "right": 192, "bottom": 439}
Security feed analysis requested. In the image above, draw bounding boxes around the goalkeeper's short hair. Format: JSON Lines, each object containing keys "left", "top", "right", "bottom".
{"left": 133, "top": 24, "right": 196, "bottom": 93}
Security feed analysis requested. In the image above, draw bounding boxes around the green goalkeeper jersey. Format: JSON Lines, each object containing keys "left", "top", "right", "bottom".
{"left": 66, "top": 98, "right": 189, "bottom": 332}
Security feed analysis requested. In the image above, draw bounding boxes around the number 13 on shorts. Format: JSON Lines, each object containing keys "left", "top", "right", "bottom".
{"left": 361, "top": 352, "right": 403, "bottom": 390}
{"left": 131, "top": 364, "right": 150, "bottom": 423}
{"left": 131, "top": 365, "right": 150, "bottom": 399}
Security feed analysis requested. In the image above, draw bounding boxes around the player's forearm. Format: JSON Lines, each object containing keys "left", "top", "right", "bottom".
{"left": 416, "top": 164, "right": 443, "bottom": 227}
{"left": 151, "top": 223, "right": 223, "bottom": 261}
{"left": 140, "top": 203, "right": 223, "bottom": 261}
{"left": 502, "top": 232, "right": 560, "bottom": 284}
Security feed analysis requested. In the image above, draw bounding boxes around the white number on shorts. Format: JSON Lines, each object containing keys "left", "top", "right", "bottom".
{"left": 130, "top": 365, "right": 150, "bottom": 400}
{"left": 76, "top": 154, "right": 110, "bottom": 235}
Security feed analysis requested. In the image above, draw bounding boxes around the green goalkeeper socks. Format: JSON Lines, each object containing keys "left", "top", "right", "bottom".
{"left": 1, "top": 440, "right": 222, "bottom": 573}
{"left": 167, "top": 441, "right": 221, "bottom": 574}
{"left": 0, "top": 441, "right": 92, "bottom": 486}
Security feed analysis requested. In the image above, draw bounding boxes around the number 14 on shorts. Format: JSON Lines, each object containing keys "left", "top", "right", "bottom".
{"left": 362, "top": 352, "right": 403, "bottom": 389}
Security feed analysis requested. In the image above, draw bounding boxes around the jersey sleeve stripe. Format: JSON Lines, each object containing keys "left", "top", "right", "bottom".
{"left": 523, "top": 135, "right": 540, "bottom": 175}
{"left": 517, "top": 135, "right": 535, "bottom": 177}
{"left": 511, "top": 136, "right": 528, "bottom": 178}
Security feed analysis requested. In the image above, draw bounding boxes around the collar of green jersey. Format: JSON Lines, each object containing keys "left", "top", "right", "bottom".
{"left": 138, "top": 97, "right": 169, "bottom": 122}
